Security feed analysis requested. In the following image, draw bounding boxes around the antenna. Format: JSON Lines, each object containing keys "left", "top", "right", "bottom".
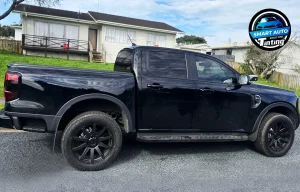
{"left": 127, "top": 34, "right": 137, "bottom": 46}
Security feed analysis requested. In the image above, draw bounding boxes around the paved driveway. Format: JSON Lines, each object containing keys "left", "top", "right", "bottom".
{"left": 0, "top": 131, "right": 300, "bottom": 192}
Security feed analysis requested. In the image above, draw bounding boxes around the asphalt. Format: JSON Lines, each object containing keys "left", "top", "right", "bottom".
{"left": 0, "top": 130, "right": 300, "bottom": 192}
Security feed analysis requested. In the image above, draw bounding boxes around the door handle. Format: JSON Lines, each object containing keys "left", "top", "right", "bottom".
{"left": 147, "top": 84, "right": 163, "bottom": 89}
{"left": 200, "top": 88, "right": 214, "bottom": 93}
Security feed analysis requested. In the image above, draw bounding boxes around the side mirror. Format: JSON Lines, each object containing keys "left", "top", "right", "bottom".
{"left": 223, "top": 77, "right": 238, "bottom": 84}
{"left": 249, "top": 75, "right": 258, "bottom": 81}
{"left": 238, "top": 75, "right": 250, "bottom": 85}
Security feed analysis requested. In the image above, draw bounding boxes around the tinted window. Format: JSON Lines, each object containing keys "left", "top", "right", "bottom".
{"left": 195, "top": 56, "right": 235, "bottom": 82}
{"left": 148, "top": 51, "right": 187, "bottom": 79}
{"left": 114, "top": 49, "right": 133, "bottom": 72}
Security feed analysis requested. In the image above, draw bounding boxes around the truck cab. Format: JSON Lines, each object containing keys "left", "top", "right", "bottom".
{"left": 3, "top": 46, "right": 299, "bottom": 171}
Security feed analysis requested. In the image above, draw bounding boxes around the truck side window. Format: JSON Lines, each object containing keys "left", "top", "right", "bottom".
{"left": 148, "top": 51, "right": 187, "bottom": 79}
{"left": 195, "top": 56, "right": 235, "bottom": 82}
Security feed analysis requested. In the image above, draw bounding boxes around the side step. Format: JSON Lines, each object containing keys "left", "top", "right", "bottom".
{"left": 23, "top": 126, "right": 46, "bottom": 133}
{"left": 137, "top": 132, "right": 249, "bottom": 142}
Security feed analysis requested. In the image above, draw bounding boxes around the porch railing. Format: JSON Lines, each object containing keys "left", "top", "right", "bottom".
{"left": 22, "top": 34, "right": 90, "bottom": 60}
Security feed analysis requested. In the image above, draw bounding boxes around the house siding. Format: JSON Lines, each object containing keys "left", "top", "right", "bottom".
{"left": 101, "top": 24, "right": 176, "bottom": 63}
{"left": 21, "top": 16, "right": 177, "bottom": 63}
{"left": 232, "top": 48, "right": 248, "bottom": 63}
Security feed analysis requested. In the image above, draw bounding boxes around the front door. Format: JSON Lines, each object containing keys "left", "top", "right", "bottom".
{"left": 88, "top": 29, "right": 97, "bottom": 51}
{"left": 191, "top": 54, "right": 251, "bottom": 131}
{"left": 140, "top": 50, "right": 195, "bottom": 130}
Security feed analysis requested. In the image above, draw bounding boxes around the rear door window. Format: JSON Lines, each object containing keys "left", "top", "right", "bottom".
{"left": 147, "top": 51, "right": 187, "bottom": 79}
{"left": 114, "top": 49, "right": 133, "bottom": 72}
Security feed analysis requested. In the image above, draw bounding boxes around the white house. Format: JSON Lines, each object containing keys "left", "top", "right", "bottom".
{"left": 177, "top": 43, "right": 211, "bottom": 54}
{"left": 11, "top": 25, "right": 22, "bottom": 40}
{"left": 276, "top": 42, "right": 300, "bottom": 75}
{"left": 13, "top": 4, "right": 183, "bottom": 63}
{"left": 211, "top": 42, "right": 251, "bottom": 63}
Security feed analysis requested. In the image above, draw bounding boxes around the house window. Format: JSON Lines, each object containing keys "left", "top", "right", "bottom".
{"left": 226, "top": 49, "right": 232, "bottom": 55}
{"left": 34, "top": 21, "right": 80, "bottom": 48}
{"left": 34, "top": 21, "right": 49, "bottom": 37}
{"left": 105, "top": 26, "right": 136, "bottom": 44}
{"left": 147, "top": 33, "right": 166, "bottom": 47}
{"left": 34, "top": 21, "right": 79, "bottom": 40}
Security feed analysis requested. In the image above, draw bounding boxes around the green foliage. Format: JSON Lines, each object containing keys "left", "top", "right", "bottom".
{"left": 0, "top": 50, "right": 114, "bottom": 97}
{"left": 0, "top": 104, "right": 3, "bottom": 109}
{"left": 176, "top": 35, "right": 207, "bottom": 45}
{"left": 0, "top": 24, "right": 14, "bottom": 37}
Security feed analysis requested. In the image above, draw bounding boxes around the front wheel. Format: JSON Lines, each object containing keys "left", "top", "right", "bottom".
{"left": 254, "top": 112, "right": 295, "bottom": 157}
{"left": 61, "top": 111, "right": 122, "bottom": 171}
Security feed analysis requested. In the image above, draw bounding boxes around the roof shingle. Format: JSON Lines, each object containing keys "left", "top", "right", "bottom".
{"left": 88, "top": 11, "right": 182, "bottom": 32}
{"left": 14, "top": 4, "right": 182, "bottom": 32}
{"left": 15, "top": 4, "right": 94, "bottom": 21}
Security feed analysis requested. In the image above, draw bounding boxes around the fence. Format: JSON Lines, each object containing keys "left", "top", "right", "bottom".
{"left": 212, "top": 55, "right": 235, "bottom": 62}
{"left": 0, "top": 39, "right": 22, "bottom": 53}
{"left": 225, "top": 61, "right": 243, "bottom": 73}
{"left": 270, "top": 71, "right": 300, "bottom": 90}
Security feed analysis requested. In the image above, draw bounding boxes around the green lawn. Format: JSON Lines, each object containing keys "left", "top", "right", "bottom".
{"left": 0, "top": 50, "right": 114, "bottom": 97}
{"left": 256, "top": 78, "right": 300, "bottom": 97}
{"left": 0, "top": 104, "right": 3, "bottom": 109}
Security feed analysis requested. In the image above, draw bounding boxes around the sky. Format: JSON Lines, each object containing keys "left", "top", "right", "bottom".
{"left": 1, "top": 0, "right": 300, "bottom": 45}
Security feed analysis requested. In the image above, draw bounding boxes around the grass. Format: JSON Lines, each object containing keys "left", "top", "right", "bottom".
{"left": 256, "top": 78, "right": 300, "bottom": 97}
{"left": 0, "top": 104, "right": 3, "bottom": 109}
{"left": 0, "top": 50, "right": 114, "bottom": 97}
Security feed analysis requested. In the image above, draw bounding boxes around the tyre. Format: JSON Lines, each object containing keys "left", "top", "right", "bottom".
{"left": 61, "top": 111, "right": 122, "bottom": 171}
{"left": 254, "top": 112, "right": 295, "bottom": 157}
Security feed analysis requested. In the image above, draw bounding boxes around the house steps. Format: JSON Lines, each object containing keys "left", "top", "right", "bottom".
{"left": 92, "top": 51, "right": 105, "bottom": 63}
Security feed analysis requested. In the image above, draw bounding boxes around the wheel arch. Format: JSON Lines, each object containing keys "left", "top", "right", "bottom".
{"left": 249, "top": 102, "right": 299, "bottom": 141}
{"left": 51, "top": 93, "right": 134, "bottom": 134}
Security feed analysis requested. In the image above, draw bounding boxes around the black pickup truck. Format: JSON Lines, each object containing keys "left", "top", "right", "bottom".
{"left": 3, "top": 46, "right": 299, "bottom": 171}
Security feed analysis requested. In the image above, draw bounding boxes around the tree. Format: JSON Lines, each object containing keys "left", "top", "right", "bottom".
{"left": 0, "top": 0, "right": 60, "bottom": 20}
{"left": 242, "top": 44, "right": 285, "bottom": 79}
{"left": 243, "top": 30, "right": 300, "bottom": 79}
{"left": 0, "top": 24, "right": 15, "bottom": 37}
{"left": 176, "top": 35, "right": 207, "bottom": 45}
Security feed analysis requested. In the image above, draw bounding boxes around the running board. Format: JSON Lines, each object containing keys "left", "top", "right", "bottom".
{"left": 137, "top": 132, "right": 249, "bottom": 142}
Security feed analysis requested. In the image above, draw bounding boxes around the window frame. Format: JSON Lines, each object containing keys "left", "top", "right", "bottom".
{"left": 190, "top": 53, "right": 239, "bottom": 83}
{"left": 145, "top": 50, "right": 189, "bottom": 80}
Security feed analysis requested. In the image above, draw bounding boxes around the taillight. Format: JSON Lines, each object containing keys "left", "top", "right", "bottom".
{"left": 4, "top": 72, "right": 20, "bottom": 101}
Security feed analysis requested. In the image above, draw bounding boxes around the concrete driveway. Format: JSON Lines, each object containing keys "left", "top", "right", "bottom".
{"left": 0, "top": 130, "right": 300, "bottom": 192}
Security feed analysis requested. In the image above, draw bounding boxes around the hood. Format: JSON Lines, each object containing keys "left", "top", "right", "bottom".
{"left": 250, "top": 83, "right": 296, "bottom": 96}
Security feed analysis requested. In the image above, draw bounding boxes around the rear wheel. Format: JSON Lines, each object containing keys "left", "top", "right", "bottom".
{"left": 254, "top": 112, "right": 295, "bottom": 157}
{"left": 61, "top": 111, "right": 122, "bottom": 171}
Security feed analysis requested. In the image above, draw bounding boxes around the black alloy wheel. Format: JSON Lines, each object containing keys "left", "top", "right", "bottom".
{"left": 61, "top": 111, "right": 122, "bottom": 171}
{"left": 72, "top": 123, "right": 113, "bottom": 164}
{"left": 254, "top": 112, "right": 295, "bottom": 157}
{"left": 267, "top": 121, "right": 292, "bottom": 153}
